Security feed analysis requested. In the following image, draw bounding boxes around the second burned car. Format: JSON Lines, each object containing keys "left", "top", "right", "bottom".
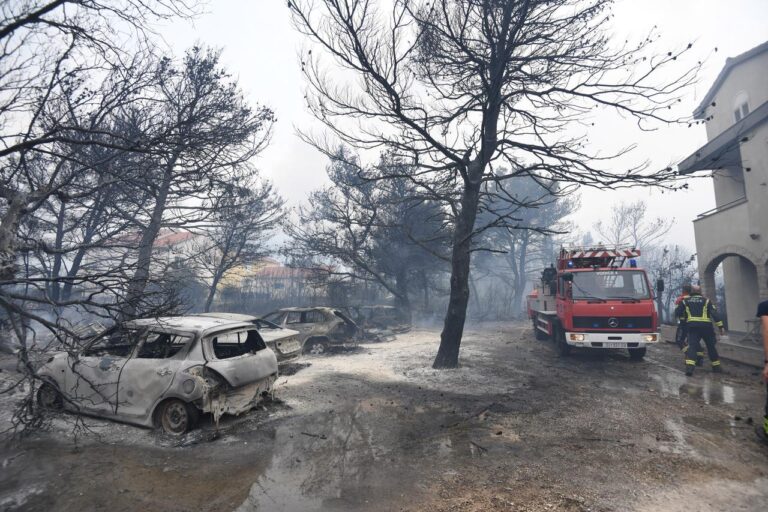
{"left": 198, "top": 312, "right": 302, "bottom": 365}
{"left": 261, "top": 307, "right": 358, "bottom": 355}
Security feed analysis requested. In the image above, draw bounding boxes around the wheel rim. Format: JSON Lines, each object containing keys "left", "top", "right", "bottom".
{"left": 309, "top": 342, "right": 325, "bottom": 354}
{"left": 162, "top": 401, "right": 188, "bottom": 434}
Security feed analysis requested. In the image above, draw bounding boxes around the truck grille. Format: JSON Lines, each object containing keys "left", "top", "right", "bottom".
{"left": 572, "top": 316, "right": 652, "bottom": 329}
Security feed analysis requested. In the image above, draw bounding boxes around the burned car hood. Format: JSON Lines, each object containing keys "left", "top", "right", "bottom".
{"left": 259, "top": 327, "right": 300, "bottom": 343}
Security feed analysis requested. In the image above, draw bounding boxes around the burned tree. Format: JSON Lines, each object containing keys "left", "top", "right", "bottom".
{"left": 121, "top": 47, "right": 276, "bottom": 317}
{"left": 287, "top": 148, "right": 449, "bottom": 317}
{"left": 473, "top": 176, "right": 577, "bottom": 318}
{"left": 289, "top": 0, "right": 696, "bottom": 368}
{"left": 191, "top": 180, "right": 284, "bottom": 313}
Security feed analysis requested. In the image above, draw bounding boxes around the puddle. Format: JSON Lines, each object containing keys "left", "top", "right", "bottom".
{"left": 235, "top": 403, "right": 483, "bottom": 511}
{"left": 651, "top": 373, "right": 737, "bottom": 405}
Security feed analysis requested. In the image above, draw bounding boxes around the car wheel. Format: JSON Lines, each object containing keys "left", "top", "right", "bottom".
{"left": 554, "top": 326, "right": 571, "bottom": 357}
{"left": 629, "top": 347, "right": 647, "bottom": 361}
{"left": 159, "top": 399, "right": 197, "bottom": 435}
{"left": 306, "top": 340, "right": 327, "bottom": 355}
{"left": 37, "top": 382, "right": 63, "bottom": 410}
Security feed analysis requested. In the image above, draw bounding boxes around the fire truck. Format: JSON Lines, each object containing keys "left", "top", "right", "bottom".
{"left": 526, "top": 246, "right": 659, "bottom": 360}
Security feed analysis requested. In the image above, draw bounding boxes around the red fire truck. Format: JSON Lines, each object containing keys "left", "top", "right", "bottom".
{"left": 527, "top": 246, "right": 659, "bottom": 360}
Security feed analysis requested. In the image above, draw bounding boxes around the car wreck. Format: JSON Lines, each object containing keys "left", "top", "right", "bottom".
{"left": 36, "top": 316, "right": 278, "bottom": 434}
{"left": 344, "top": 305, "right": 412, "bottom": 339}
{"left": 261, "top": 307, "right": 358, "bottom": 355}
{"left": 198, "top": 312, "right": 302, "bottom": 365}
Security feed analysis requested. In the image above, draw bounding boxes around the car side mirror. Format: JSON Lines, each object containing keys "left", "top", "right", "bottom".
{"left": 656, "top": 279, "right": 665, "bottom": 293}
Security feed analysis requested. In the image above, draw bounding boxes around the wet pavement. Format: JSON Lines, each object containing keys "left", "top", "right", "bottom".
{"left": 1, "top": 323, "right": 767, "bottom": 511}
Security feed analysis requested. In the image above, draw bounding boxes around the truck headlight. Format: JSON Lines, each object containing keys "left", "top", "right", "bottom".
{"left": 569, "top": 334, "right": 585, "bottom": 342}
{"left": 643, "top": 334, "right": 658, "bottom": 342}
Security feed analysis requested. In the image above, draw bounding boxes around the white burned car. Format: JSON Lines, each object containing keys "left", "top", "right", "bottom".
{"left": 36, "top": 316, "right": 278, "bottom": 434}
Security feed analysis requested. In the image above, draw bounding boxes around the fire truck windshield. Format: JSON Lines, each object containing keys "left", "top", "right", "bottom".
{"left": 571, "top": 270, "right": 650, "bottom": 300}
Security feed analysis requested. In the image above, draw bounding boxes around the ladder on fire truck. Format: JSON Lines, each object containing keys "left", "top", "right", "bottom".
{"left": 557, "top": 245, "right": 642, "bottom": 271}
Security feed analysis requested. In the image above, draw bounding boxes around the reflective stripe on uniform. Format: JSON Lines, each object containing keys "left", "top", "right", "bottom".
{"left": 684, "top": 298, "right": 713, "bottom": 323}
{"left": 685, "top": 359, "right": 696, "bottom": 365}
{"left": 711, "top": 360, "right": 721, "bottom": 366}
{"left": 764, "top": 416, "right": 768, "bottom": 435}
{"left": 696, "top": 351, "right": 705, "bottom": 356}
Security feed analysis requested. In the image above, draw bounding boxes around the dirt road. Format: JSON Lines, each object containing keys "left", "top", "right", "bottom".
{"left": 1, "top": 323, "right": 767, "bottom": 511}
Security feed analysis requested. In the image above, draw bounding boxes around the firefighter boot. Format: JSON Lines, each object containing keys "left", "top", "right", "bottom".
{"left": 685, "top": 360, "right": 696, "bottom": 376}
{"left": 711, "top": 360, "right": 722, "bottom": 373}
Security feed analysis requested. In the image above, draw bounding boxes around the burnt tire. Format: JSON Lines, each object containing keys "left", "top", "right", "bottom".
{"left": 554, "top": 326, "right": 571, "bottom": 357}
{"left": 158, "top": 399, "right": 198, "bottom": 435}
{"left": 37, "top": 382, "right": 63, "bottom": 410}
{"left": 628, "top": 347, "right": 647, "bottom": 361}
{"left": 304, "top": 339, "right": 328, "bottom": 355}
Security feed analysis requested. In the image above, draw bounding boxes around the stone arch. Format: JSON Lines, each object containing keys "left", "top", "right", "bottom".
{"left": 761, "top": 250, "right": 768, "bottom": 299}
{"left": 699, "top": 245, "right": 761, "bottom": 332}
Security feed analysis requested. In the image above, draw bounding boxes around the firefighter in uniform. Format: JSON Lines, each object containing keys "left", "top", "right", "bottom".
{"left": 674, "top": 284, "right": 692, "bottom": 352}
{"left": 675, "top": 285, "right": 725, "bottom": 376}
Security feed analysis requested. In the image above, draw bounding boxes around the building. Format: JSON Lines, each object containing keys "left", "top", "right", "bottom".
{"left": 678, "top": 41, "right": 768, "bottom": 332}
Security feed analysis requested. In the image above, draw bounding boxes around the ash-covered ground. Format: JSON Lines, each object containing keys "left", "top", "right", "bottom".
{"left": 1, "top": 322, "right": 767, "bottom": 511}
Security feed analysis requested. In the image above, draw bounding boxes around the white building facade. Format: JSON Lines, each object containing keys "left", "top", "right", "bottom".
{"left": 678, "top": 41, "right": 768, "bottom": 332}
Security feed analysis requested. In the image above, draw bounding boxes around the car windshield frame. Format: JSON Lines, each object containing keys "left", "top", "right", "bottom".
{"left": 570, "top": 270, "right": 651, "bottom": 300}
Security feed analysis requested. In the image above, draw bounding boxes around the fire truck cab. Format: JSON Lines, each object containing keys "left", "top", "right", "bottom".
{"left": 527, "top": 246, "right": 659, "bottom": 360}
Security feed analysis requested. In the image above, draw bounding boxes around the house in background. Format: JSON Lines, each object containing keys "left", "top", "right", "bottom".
{"left": 678, "top": 40, "right": 768, "bottom": 332}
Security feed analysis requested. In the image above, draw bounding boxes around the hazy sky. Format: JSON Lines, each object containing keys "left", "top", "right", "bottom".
{"left": 159, "top": 0, "right": 768, "bottom": 253}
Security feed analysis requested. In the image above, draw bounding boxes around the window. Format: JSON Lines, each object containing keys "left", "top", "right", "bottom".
{"left": 211, "top": 329, "right": 266, "bottom": 359}
{"left": 136, "top": 332, "right": 191, "bottom": 359}
{"left": 285, "top": 311, "right": 303, "bottom": 324}
{"left": 303, "top": 310, "right": 326, "bottom": 323}
{"left": 571, "top": 270, "right": 650, "bottom": 300}
{"left": 733, "top": 92, "right": 750, "bottom": 122}
{"left": 82, "top": 328, "right": 142, "bottom": 358}
{"left": 262, "top": 312, "right": 284, "bottom": 324}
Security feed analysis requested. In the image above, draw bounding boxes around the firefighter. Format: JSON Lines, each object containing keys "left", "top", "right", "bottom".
{"left": 674, "top": 284, "right": 692, "bottom": 351}
{"left": 675, "top": 285, "right": 725, "bottom": 376}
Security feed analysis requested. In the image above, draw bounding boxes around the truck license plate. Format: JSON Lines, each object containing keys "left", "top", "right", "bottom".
{"left": 604, "top": 342, "right": 625, "bottom": 348}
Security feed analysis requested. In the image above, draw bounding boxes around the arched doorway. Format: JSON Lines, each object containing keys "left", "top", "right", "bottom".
{"left": 701, "top": 250, "right": 760, "bottom": 332}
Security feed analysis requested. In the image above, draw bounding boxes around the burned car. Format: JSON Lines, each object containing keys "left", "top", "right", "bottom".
{"left": 346, "top": 305, "right": 412, "bottom": 335}
{"left": 198, "top": 312, "right": 302, "bottom": 364}
{"left": 36, "top": 316, "right": 278, "bottom": 434}
{"left": 261, "top": 307, "right": 358, "bottom": 355}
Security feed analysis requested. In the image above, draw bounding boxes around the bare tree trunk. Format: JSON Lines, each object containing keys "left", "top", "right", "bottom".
{"left": 0, "top": 194, "right": 26, "bottom": 283}
{"left": 123, "top": 159, "right": 176, "bottom": 317}
{"left": 511, "top": 232, "right": 530, "bottom": 317}
{"left": 61, "top": 193, "right": 107, "bottom": 300}
{"left": 433, "top": 177, "right": 481, "bottom": 369}
{"left": 49, "top": 200, "right": 67, "bottom": 301}
{"left": 394, "top": 268, "right": 412, "bottom": 322}
{"left": 204, "top": 270, "right": 223, "bottom": 313}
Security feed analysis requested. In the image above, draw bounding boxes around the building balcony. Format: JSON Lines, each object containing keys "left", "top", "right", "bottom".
{"left": 692, "top": 197, "right": 752, "bottom": 263}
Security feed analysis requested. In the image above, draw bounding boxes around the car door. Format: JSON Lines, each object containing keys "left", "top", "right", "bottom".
{"left": 66, "top": 329, "right": 141, "bottom": 414}
{"left": 115, "top": 331, "right": 193, "bottom": 420}
{"left": 284, "top": 310, "right": 314, "bottom": 340}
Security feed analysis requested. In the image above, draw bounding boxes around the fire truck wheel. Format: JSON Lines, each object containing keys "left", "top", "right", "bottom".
{"left": 533, "top": 319, "right": 547, "bottom": 340}
{"left": 628, "top": 347, "right": 647, "bottom": 361}
{"left": 554, "top": 326, "right": 571, "bottom": 356}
